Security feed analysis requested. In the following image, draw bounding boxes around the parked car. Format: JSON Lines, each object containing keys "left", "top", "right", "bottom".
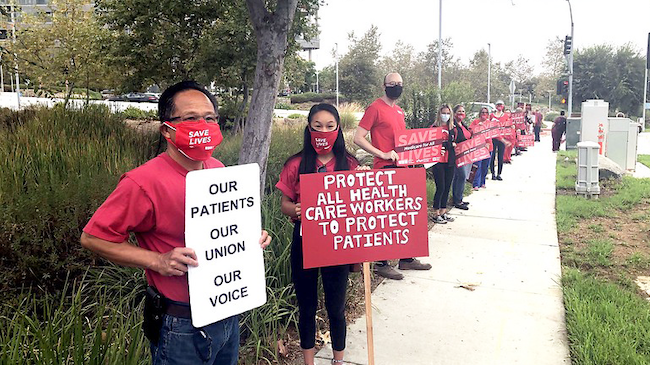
{"left": 108, "top": 92, "right": 158, "bottom": 103}
{"left": 466, "top": 102, "right": 496, "bottom": 120}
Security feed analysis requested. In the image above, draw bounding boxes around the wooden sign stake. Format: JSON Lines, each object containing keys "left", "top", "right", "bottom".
{"left": 363, "top": 262, "right": 375, "bottom": 365}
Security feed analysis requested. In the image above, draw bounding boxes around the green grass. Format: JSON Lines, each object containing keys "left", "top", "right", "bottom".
{"left": 562, "top": 268, "right": 650, "bottom": 365}
{"left": 557, "top": 151, "right": 650, "bottom": 364}
{"left": 638, "top": 154, "right": 650, "bottom": 169}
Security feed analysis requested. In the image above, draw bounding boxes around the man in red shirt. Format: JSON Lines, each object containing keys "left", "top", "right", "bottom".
{"left": 80, "top": 81, "right": 271, "bottom": 365}
{"left": 353, "top": 72, "right": 432, "bottom": 280}
{"left": 533, "top": 109, "right": 544, "bottom": 142}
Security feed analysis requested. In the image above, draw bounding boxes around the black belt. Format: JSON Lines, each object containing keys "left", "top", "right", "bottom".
{"left": 165, "top": 300, "right": 192, "bottom": 319}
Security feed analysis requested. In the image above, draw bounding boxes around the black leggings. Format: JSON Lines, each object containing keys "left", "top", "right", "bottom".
{"left": 490, "top": 138, "right": 505, "bottom": 176}
{"left": 290, "top": 222, "right": 348, "bottom": 351}
{"left": 432, "top": 163, "right": 454, "bottom": 209}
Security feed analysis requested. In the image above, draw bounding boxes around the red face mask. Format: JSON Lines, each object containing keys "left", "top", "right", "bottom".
{"left": 456, "top": 113, "right": 466, "bottom": 122}
{"left": 163, "top": 120, "right": 223, "bottom": 161}
{"left": 310, "top": 128, "right": 338, "bottom": 155}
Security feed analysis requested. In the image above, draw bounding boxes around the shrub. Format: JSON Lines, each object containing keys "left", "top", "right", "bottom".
{"left": 287, "top": 113, "right": 305, "bottom": 119}
{"left": 275, "top": 102, "right": 293, "bottom": 110}
{"left": 0, "top": 105, "right": 158, "bottom": 294}
{"left": 290, "top": 92, "right": 338, "bottom": 104}
{"left": 121, "top": 106, "right": 157, "bottom": 120}
{"left": 545, "top": 112, "right": 559, "bottom": 122}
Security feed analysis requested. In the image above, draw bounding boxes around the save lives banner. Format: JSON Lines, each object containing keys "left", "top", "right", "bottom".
{"left": 511, "top": 112, "right": 527, "bottom": 130}
{"left": 455, "top": 137, "right": 491, "bottom": 167}
{"left": 472, "top": 120, "right": 500, "bottom": 140}
{"left": 517, "top": 134, "right": 535, "bottom": 147}
{"left": 394, "top": 127, "right": 448, "bottom": 166}
{"left": 185, "top": 163, "right": 266, "bottom": 328}
{"left": 300, "top": 168, "right": 429, "bottom": 269}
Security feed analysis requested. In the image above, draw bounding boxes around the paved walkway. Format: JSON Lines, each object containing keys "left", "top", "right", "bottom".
{"left": 316, "top": 133, "right": 570, "bottom": 365}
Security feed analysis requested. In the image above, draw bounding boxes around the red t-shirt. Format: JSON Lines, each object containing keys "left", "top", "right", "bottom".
{"left": 83, "top": 152, "right": 224, "bottom": 303}
{"left": 469, "top": 119, "right": 494, "bottom": 152}
{"left": 358, "top": 98, "right": 406, "bottom": 169}
{"left": 276, "top": 155, "right": 359, "bottom": 203}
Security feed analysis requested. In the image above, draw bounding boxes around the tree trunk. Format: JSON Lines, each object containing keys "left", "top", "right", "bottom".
{"left": 234, "top": 81, "right": 249, "bottom": 134}
{"left": 241, "top": 0, "right": 298, "bottom": 197}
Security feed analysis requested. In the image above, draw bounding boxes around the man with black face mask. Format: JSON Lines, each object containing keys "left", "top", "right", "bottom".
{"left": 353, "top": 72, "right": 432, "bottom": 280}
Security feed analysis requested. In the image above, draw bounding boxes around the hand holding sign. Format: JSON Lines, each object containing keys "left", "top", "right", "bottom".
{"left": 155, "top": 247, "right": 199, "bottom": 276}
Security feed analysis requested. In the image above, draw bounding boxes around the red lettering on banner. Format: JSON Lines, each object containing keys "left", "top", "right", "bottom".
{"left": 516, "top": 134, "right": 535, "bottom": 147}
{"left": 300, "top": 168, "right": 429, "bottom": 268}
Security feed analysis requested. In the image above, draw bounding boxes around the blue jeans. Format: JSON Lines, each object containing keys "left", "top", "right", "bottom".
{"left": 473, "top": 158, "right": 491, "bottom": 188}
{"left": 151, "top": 314, "right": 239, "bottom": 365}
{"left": 452, "top": 164, "right": 471, "bottom": 205}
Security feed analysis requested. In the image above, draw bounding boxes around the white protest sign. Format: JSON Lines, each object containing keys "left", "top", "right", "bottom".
{"left": 185, "top": 163, "right": 266, "bottom": 328}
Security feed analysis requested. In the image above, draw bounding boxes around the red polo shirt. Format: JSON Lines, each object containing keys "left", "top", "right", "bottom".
{"left": 83, "top": 152, "right": 224, "bottom": 303}
{"left": 276, "top": 155, "right": 359, "bottom": 203}
{"left": 358, "top": 98, "right": 406, "bottom": 169}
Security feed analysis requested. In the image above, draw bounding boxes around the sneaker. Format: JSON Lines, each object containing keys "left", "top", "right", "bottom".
{"left": 433, "top": 215, "right": 447, "bottom": 224}
{"left": 492, "top": 175, "right": 497, "bottom": 180}
{"left": 454, "top": 203, "right": 469, "bottom": 210}
{"left": 461, "top": 201, "right": 469, "bottom": 206}
{"left": 496, "top": 175, "right": 503, "bottom": 181}
{"left": 398, "top": 258, "right": 432, "bottom": 270}
{"left": 473, "top": 187, "right": 479, "bottom": 191}
{"left": 442, "top": 213, "right": 455, "bottom": 222}
{"left": 480, "top": 185, "right": 486, "bottom": 189}
{"left": 374, "top": 264, "right": 404, "bottom": 280}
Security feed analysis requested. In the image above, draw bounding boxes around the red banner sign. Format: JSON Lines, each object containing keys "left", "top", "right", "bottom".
{"left": 472, "top": 120, "right": 500, "bottom": 140}
{"left": 394, "top": 127, "right": 448, "bottom": 166}
{"left": 516, "top": 134, "right": 535, "bottom": 147}
{"left": 511, "top": 112, "right": 526, "bottom": 130}
{"left": 497, "top": 119, "right": 515, "bottom": 138}
{"left": 299, "top": 168, "right": 429, "bottom": 269}
{"left": 455, "top": 137, "right": 491, "bottom": 167}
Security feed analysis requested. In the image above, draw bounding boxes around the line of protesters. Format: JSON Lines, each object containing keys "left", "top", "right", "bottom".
{"left": 79, "top": 76, "right": 545, "bottom": 365}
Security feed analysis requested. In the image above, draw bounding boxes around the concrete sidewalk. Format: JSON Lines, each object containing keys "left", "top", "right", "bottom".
{"left": 316, "top": 134, "right": 570, "bottom": 365}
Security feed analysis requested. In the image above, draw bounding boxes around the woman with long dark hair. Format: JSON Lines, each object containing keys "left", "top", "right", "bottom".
{"left": 469, "top": 107, "right": 493, "bottom": 190}
{"left": 431, "top": 104, "right": 456, "bottom": 224}
{"left": 276, "top": 103, "right": 361, "bottom": 365}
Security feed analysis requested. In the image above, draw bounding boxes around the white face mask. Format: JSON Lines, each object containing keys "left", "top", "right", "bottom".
{"left": 441, "top": 113, "right": 451, "bottom": 123}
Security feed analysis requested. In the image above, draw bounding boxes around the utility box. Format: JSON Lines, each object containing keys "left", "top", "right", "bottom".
{"left": 581, "top": 100, "right": 609, "bottom": 155}
{"left": 566, "top": 118, "right": 581, "bottom": 149}
{"left": 576, "top": 141, "right": 600, "bottom": 198}
{"left": 606, "top": 117, "right": 638, "bottom": 171}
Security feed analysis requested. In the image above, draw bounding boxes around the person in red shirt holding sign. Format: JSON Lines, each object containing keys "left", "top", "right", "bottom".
{"left": 276, "top": 103, "right": 361, "bottom": 365}
{"left": 469, "top": 107, "right": 494, "bottom": 190}
{"left": 80, "top": 81, "right": 271, "bottom": 365}
{"left": 353, "top": 72, "right": 432, "bottom": 280}
{"left": 490, "top": 100, "right": 513, "bottom": 181}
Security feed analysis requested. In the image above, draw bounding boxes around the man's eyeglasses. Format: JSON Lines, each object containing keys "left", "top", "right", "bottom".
{"left": 168, "top": 115, "right": 218, "bottom": 123}
{"left": 480, "top": 111, "right": 489, "bottom": 114}
{"left": 385, "top": 82, "right": 403, "bottom": 87}
{"left": 317, "top": 165, "right": 327, "bottom": 173}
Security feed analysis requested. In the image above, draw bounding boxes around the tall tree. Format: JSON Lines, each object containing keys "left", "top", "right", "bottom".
{"left": 573, "top": 43, "right": 645, "bottom": 115}
{"left": 338, "top": 26, "right": 382, "bottom": 106}
{"left": 8, "top": 0, "right": 109, "bottom": 102}
{"left": 241, "top": 0, "right": 317, "bottom": 193}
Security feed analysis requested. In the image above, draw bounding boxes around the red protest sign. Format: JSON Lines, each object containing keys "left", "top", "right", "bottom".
{"left": 497, "top": 119, "right": 515, "bottom": 138}
{"left": 299, "top": 168, "right": 429, "bottom": 269}
{"left": 511, "top": 112, "right": 526, "bottom": 130}
{"left": 394, "top": 127, "right": 448, "bottom": 166}
{"left": 516, "top": 134, "right": 535, "bottom": 147}
{"left": 455, "top": 137, "right": 491, "bottom": 167}
{"left": 472, "top": 120, "right": 500, "bottom": 140}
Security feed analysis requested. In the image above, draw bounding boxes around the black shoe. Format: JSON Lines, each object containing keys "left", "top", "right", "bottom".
{"left": 504, "top": 161, "right": 512, "bottom": 164}
{"left": 454, "top": 203, "right": 469, "bottom": 210}
{"left": 461, "top": 201, "right": 469, "bottom": 206}
{"left": 492, "top": 175, "right": 497, "bottom": 180}
{"left": 496, "top": 175, "right": 503, "bottom": 181}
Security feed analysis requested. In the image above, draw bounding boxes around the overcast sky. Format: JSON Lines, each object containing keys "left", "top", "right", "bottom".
{"left": 302, "top": 0, "right": 650, "bottom": 74}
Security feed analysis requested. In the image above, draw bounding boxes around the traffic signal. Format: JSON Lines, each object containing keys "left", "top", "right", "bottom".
{"left": 557, "top": 79, "right": 569, "bottom": 95}
{"left": 564, "top": 35, "right": 573, "bottom": 55}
